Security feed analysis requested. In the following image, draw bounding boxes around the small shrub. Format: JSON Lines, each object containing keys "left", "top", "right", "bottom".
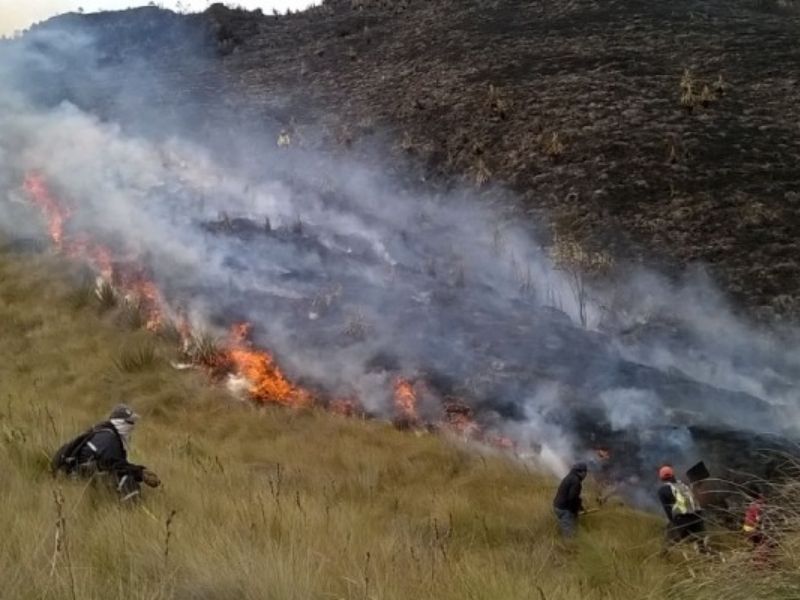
{"left": 66, "top": 283, "right": 94, "bottom": 311}
{"left": 116, "top": 299, "right": 145, "bottom": 330}
{"left": 543, "top": 132, "right": 565, "bottom": 160}
{"left": 699, "top": 84, "right": 717, "bottom": 107}
{"left": 474, "top": 158, "right": 492, "bottom": 186}
{"left": 113, "top": 342, "right": 157, "bottom": 373}
{"left": 157, "top": 318, "right": 188, "bottom": 348}
{"left": 186, "top": 330, "right": 225, "bottom": 371}
{"left": 94, "top": 279, "right": 117, "bottom": 312}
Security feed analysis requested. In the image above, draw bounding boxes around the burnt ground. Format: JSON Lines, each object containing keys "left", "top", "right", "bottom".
{"left": 18, "top": 0, "right": 800, "bottom": 321}
{"left": 211, "top": 0, "right": 800, "bottom": 322}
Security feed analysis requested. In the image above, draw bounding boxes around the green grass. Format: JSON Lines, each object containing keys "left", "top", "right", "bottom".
{"left": 0, "top": 247, "right": 794, "bottom": 599}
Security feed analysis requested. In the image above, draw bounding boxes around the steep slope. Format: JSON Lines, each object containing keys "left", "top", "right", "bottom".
{"left": 2, "top": 1, "right": 799, "bottom": 489}
{"left": 26, "top": 0, "right": 800, "bottom": 319}
{"left": 215, "top": 0, "right": 800, "bottom": 320}
{"left": 0, "top": 246, "right": 673, "bottom": 599}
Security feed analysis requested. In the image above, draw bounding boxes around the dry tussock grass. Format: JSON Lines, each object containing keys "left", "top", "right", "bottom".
{"left": 1, "top": 248, "right": 796, "bottom": 599}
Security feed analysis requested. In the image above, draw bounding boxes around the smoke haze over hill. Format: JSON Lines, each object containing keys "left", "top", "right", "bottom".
{"left": 1, "top": 5, "right": 798, "bottom": 491}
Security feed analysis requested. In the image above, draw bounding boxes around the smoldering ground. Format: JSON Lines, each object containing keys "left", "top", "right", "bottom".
{"left": 0, "top": 10, "right": 798, "bottom": 489}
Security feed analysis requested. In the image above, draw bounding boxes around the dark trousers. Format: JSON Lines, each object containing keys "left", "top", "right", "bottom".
{"left": 554, "top": 507, "right": 578, "bottom": 538}
{"left": 75, "top": 462, "right": 141, "bottom": 502}
{"left": 666, "top": 513, "right": 708, "bottom": 552}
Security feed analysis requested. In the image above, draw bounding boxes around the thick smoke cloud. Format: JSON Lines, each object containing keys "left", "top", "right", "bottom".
{"left": 0, "top": 14, "right": 797, "bottom": 489}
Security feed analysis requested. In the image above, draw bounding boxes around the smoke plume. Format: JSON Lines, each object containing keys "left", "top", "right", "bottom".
{"left": 1, "top": 10, "right": 797, "bottom": 491}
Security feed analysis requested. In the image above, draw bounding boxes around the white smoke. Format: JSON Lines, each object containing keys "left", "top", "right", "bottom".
{"left": 0, "top": 14, "right": 798, "bottom": 482}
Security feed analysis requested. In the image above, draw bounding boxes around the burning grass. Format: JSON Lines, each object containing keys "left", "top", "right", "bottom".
{"left": 4, "top": 246, "right": 800, "bottom": 599}
{"left": 18, "top": 171, "right": 514, "bottom": 438}
{"left": 0, "top": 246, "right": 695, "bottom": 599}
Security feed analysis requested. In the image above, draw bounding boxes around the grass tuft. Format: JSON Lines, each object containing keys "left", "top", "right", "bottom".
{"left": 113, "top": 342, "right": 158, "bottom": 373}
{"left": 94, "top": 279, "right": 118, "bottom": 312}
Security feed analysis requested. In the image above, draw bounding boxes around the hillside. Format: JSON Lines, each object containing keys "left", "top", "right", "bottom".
{"left": 2, "top": 3, "right": 800, "bottom": 596}
{"left": 0, "top": 0, "right": 798, "bottom": 521}
{"left": 3, "top": 244, "right": 800, "bottom": 599}
{"left": 6, "top": 242, "right": 800, "bottom": 599}
{"left": 210, "top": 0, "right": 800, "bottom": 321}
{"left": 0, "top": 245, "right": 675, "bottom": 599}
{"left": 22, "top": 0, "right": 800, "bottom": 321}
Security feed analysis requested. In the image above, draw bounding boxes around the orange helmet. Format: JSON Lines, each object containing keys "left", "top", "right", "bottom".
{"left": 659, "top": 465, "right": 675, "bottom": 481}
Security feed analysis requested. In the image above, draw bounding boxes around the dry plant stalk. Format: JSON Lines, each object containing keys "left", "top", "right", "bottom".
{"left": 51, "top": 488, "right": 78, "bottom": 600}
{"left": 550, "top": 233, "right": 614, "bottom": 327}
{"left": 543, "top": 132, "right": 565, "bottom": 159}
{"left": 164, "top": 509, "right": 178, "bottom": 567}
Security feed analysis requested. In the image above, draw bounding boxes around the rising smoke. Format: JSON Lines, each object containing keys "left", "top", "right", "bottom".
{"left": 0, "top": 10, "right": 797, "bottom": 487}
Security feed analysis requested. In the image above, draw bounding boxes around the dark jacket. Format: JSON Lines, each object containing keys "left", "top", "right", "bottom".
{"left": 75, "top": 421, "right": 144, "bottom": 481}
{"left": 658, "top": 483, "right": 676, "bottom": 522}
{"left": 553, "top": 468, "right": 584, "bottom": 514}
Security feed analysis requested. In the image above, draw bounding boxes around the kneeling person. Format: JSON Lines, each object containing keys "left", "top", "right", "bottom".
{"left": 52, "top": 404, "right": 160, "bottom": 501}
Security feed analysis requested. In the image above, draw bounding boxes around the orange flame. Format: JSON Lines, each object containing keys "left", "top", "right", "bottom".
{"left": 23, "top": 171, "right": 312, "bottom": 409}
{"left": 21, "top": 173, "right": 519, "bottom": 449}
{"left": 393, "top": 377, "right": 419, "bottom": 422}
{"left": 119, "top": 270, "right": 164, "bottom": 331}
{"left": 443, "top": 400, "right": 481, "bottom": 437}
{"left": 329, "top": 398, "right": 360, "bottom": 417}
{"left": 23, "top": 172, "right": 69, "bottom": 247}
{"left": 79, "top": 237, "right": 114, "bottom": 280}
{"left": 224, "top": 323, "right": 313, "bottom": 408}
{"left": 23, "top": 172, "right": 164, "bottom": 330}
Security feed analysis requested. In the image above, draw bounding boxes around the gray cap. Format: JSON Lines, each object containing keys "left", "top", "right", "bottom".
{"left": 109, "top": 404, "right": 139, "bottom": 423}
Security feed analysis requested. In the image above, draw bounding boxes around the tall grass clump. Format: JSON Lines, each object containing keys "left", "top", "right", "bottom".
{"left": 669, "top": 457, "right": 800, "bottom": 599}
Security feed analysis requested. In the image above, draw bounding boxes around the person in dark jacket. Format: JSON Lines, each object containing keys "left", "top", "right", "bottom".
{"left": 54, "top": 404, "right": 160, "bottom": 502}
{"left": 553, "top": 462, "right": 588, "bottom": 538}
{"left": 657, "top": 465, "right": 707, "bottom": 552}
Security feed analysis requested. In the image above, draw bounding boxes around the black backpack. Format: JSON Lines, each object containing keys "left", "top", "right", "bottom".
{"left": 51, "top": 422, "right": 114, "bottom": 475}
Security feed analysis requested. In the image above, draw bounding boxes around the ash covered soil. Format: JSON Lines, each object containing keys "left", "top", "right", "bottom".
{"left": 34, "top": 0, "right": 800, "bottom": 320}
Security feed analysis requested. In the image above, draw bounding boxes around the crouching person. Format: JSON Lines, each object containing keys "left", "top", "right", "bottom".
{"left": 52, "top": 404, "right": 160, "bottom": 502}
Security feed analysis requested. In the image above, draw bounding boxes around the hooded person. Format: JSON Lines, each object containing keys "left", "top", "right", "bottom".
{"left": 553, "top": 462, "right": 588, "bottom": 538}
{"left": 657, "top": 465, "right": 707, "bottom": 552}
{"left": 52, "top": 404, "right": 160, "bottom": 502}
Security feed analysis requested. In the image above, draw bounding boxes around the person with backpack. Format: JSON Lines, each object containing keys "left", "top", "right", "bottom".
{"left": 657, "top": 465, "right": 708, "bottom": 552}
{"left": 52, "top": 404, "right": 160, "bottom": 502}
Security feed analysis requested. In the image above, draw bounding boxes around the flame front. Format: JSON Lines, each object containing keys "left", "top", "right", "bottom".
{"left": 443, "top": 400, "right": 480, "bottom": 437}
{"left": 393, "top": 378, "right": 419, "bottom": 422}
{"left": 225, "top": 323, "right": 313, "bottom": 408}
{"left": 23, "top": 173, "right": 68, "bottom": 247}
{"left": 23, "top": 173, "right": 163, "bottom": 330}
{"left": 20, "top": 172, "right": 526, "bottom": 451}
